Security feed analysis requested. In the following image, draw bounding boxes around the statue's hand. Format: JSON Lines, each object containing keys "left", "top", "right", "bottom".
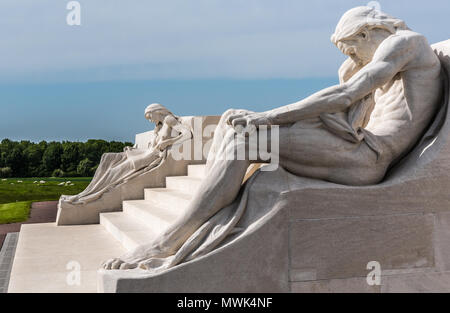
{"left": 124, "top": 145, "right": 136, "bottom": 152}
{"left": 154, "top": 141, "right": 169, "bottom": 151}
{"left": 228, "top": 112, "right": 273, "bottom": 128}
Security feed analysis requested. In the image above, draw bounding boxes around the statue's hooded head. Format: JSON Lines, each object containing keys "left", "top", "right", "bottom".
{"left": 144, "top": 103, "right": 174, "bottom": 125}
{"left": 331, "top": 6, "right": 408, "bottom": 65}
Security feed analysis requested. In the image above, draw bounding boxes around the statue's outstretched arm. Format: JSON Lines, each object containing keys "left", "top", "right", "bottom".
{"left": 155, "top": 116, "right": 192, "bottom": 151}
{"left": 263, "top": 35, "right": 419, "bottom": 125}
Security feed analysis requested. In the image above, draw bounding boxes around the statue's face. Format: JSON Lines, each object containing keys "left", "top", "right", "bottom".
{"left": 147, "top": 111, "right": 165, "bottom": 125}
{"left": 337, "top": 28, "right": 390, "bottom": 66}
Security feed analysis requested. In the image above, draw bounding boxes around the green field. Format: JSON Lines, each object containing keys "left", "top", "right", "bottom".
{"left": 0, "top": 177, "right": 91, "bottom": 224}
{"left": 0, "top": 201, "right": 32, "bottom": 224}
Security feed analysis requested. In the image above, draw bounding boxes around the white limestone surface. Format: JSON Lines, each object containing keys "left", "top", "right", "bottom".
{"left": 8, "top": 223, "right": 125, "bottom": 293}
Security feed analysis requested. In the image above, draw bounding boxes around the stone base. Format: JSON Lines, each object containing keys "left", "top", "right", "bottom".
{"left": 287, "top": 204, "right": 450, "bottom": 292}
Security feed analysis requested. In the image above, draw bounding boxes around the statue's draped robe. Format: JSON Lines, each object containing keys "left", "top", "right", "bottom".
{"left": 64, "top": 149, "right": 165, "bottom": 204}
{"left": 319, "top": 93, "right": 382, "bottom": 158}
{"left": 63, "top": 118, "right": 193, "bottom": 205}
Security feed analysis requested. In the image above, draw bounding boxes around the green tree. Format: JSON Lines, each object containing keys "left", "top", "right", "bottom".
{"left": 0, "top": 138, "right": 131, "bottom": 178}
{"left": 23, "top": 144, "right": 45, "bottom": 177}
{"left": 52, "top": 168, "right": 65, "bottom": 177}
{"left": 109, "top": 141, "right": 132, "bottom": 152}
{"left": 77, "top": 158, "right": 94, "bottom": 177}
{"left": 5, "top": 146, "right": 24, "bottom": 177}
{"left": 0, "top": 139, "right": 12, "bottom": 168}
{"left": 81, "top": 139, "right": 109, "bottom": 165}
{"left": 61, "top": 142, "right": 80, "bottom": 173}
{"left": 42, "top": 142, "right": 63, "bottom": 175}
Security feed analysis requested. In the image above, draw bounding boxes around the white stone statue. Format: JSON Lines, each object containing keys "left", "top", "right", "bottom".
{"left": 60, "top": 103, "right": 192, "bottom": 205}
{"left": 102, "top": 7, "right": 444, "bottom": 270}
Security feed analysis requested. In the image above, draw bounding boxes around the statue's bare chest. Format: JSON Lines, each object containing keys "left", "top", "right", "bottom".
{"left": 371, "top": 74, "right": 405, "bottom": 119}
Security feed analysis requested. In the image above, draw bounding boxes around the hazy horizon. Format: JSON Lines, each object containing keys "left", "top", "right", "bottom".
{"left": 0, "top": 77, "right": 338, "bottom": 142}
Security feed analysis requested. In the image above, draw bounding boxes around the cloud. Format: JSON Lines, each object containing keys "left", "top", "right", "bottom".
{"left": 0, "top": 0, "right": 448, "bottom": 82}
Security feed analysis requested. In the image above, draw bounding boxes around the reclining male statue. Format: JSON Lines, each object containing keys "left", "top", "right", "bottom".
{"left": 60, "top": 103, "right": 192, "bottom": 206}
{"left": 103, "top": 6, "right": 444, "bottom": 270}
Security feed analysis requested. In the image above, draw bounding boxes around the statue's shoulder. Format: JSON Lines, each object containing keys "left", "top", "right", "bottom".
{"left": 382, "top": 30, "right": 428, "bottom": 50}
{"left": 397, "top": 30, "right": 428, "bottom": 44}
{"left": 163, "top": 114, "right": 179, "bottom": 127}
{"left": 375, "top": 30, "right": 429, "bottom": 62}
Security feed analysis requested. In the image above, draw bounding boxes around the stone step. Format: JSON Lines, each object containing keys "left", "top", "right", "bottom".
{"left": 122, "top": 200, "right": 182, "bottom": 233}
{"left": 144, "top": 188, "right": 192, "bottom": 209}
{"left": 165, "top": 176, "right": 203, "bottom": 194}
{"left": 100, "top": 212, "right": 156, "bottom": 251}
{"left": 187, "top": 164, "right": 206, "bottom": 178}
{"left": 8, "top": 223, "right": 127, "bottom": 293}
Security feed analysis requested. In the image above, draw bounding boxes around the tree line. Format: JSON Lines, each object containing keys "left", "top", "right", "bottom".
{"left": 0, "top": 139, "right": 133, "bottom": 178}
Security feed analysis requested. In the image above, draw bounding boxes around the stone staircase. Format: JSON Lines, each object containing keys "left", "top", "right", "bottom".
{"left": 99, "top": 164, "right": 206, "bottom": 251}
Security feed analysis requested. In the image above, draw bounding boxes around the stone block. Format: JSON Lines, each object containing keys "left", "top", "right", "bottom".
{"left": 381, "top": 271, "right": 450, "bottom": 293}
{"left": 290, "top": 214, "right": 435, "bottom": 280}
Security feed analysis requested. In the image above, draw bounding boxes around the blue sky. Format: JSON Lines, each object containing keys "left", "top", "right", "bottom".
{"left": 0, "top": 1, "right": 448, "bottom": 142}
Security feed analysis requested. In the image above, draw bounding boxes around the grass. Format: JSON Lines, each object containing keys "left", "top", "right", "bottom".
{"left": 0, "top": 201, "right": 32, "bottom": 224}
{"left": 0, "top": 177, "right": 91, "bottom": 224}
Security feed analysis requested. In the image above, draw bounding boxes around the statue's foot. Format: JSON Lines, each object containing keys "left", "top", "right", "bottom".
{"left": 60, "top": 194, "right": 77, "bottom": 202}
{"left": 102, "top": 242, "right": 170, "bottom": 270}
{"left": 102, "top": 258, "right": 140, "bottom": 270}
{"left": 60, "top": 194, "right": 86, "bottom": 205}
{"left": 137, "top": 257, "right": 173, "bottom": 271}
